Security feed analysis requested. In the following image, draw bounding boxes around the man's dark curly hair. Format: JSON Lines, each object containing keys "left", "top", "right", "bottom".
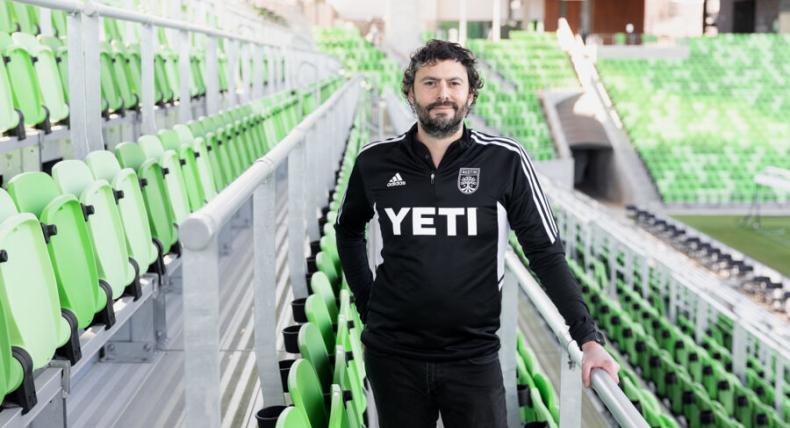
{"left": 401, "top": 39, "right": 484, "bottom": 106}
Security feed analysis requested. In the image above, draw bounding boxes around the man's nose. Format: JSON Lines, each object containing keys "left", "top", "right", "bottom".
{"left": 437, "top": 81, "right": 450, "bottom": 100}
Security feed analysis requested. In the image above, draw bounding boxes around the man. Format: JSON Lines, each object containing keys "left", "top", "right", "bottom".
{"left": 335, "top": 39, "right": 619, "bottom": 427}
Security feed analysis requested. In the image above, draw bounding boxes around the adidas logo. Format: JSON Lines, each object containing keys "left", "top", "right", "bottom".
{"left": 386, "top": 173, "right": 406, "bottom": 187}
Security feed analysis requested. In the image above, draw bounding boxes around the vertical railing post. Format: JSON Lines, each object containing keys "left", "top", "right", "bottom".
{"left": 182, "top": 235, "right": 221, "bottom": 428}
{"left": 288, "top": 139, "right": 308, "bottom": 298}
{"left": 253, "top": 176, "right": 284, "bottom": 404}
{"left": 67, "top": 10, "right": 88, "bottom": 159}
{"left": 178, "top": 29, "right": 192, "bottom": 124}
{"left": 140, "top": 23, "right": 157, "bottom": 134}
{"left": 305, "top": 126, "right": 320, "bottom": 242}
{"left": 82, "top": 9, "right": 103, "bottom": 152}
{"left": 559, "top": 343, "right": 583, "bottom": 428}
{"left": 205, "top": 35, "right": 220, "bottom": 116}
{"left": 499, "top": 270, "right": 519, "bottom": 428}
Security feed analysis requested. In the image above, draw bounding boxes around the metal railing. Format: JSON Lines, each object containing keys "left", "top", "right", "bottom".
{"left": 179, "top": 76, "right": 361, "bottom": 428}
{"left": 501, "top": 251, "right": 649, "bottom": 428}
{"left": 13, "top": 0, "right": 341, "bottom": 161}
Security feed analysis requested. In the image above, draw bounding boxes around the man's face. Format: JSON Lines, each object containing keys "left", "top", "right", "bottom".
{"left": 408, "top": 60, "right": 474, "bottom": 138}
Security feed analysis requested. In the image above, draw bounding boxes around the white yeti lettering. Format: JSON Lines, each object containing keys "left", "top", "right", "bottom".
{"left": 384, "top": 207, "right": 410, "bottom": 235}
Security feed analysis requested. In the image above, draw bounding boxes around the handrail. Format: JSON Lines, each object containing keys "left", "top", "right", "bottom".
{"left": 505, "top": 251, "right": 650, "bottom": 428}
{"left": 179, "top": 76, "right": 361, "bottom": 428}
{"left": 180, "top": 77, "right": 358, "bottom": 250}
{"left": 14, "top": 0, "right": 324, "bottom": 53}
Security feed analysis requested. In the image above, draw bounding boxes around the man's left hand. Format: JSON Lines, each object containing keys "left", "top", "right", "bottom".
{"left": 580, "top": 341, "right": 620, "bottom": 388}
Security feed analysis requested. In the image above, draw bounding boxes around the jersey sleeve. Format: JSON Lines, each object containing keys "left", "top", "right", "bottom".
{"left": 503, "top": 150, "right": 601, "bottom": 349}
{"left": 334, "top": 158, "right": 375, "bottom": 320}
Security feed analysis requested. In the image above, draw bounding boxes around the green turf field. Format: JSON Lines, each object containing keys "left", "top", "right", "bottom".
{"left": 672, "top": 215, "right": 790, "bottom": 277}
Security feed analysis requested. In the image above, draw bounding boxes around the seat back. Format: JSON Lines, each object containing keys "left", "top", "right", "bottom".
{"left": 297, "top": 322, "right": 332, "bottom": 392}
{"left": 11, "top": 32, "right": 68, "bottom": 123}
{"left": 139, "top": 135, "right": 191, "bottom": 223}
{"left": 0, "top": 35, "right": 18, "bottom": 133}
{"left": 176, "top": 124, "right": 218, "bottom": 199}
{"left": 8, "top": 170, "right": 104, "bottom": 330}
{"left": 159, "top": 128, "right": 205, "bottom": 211}
{"left": 86, "top": 150, "right": 157, "bottom": 270}
{"left": 328, "top": 384, "right": 350, "bottom": 428}
{"left": 287, "top": 359, "right": 328, "bottom": 428}
{"left": 275, "top": 406, "right": 310, "bottom": 428}
{"left": 310, "top": 272, "right": 338, "bottom": 321}
{"left": 115, "top": 142, "right": 178, "bottom": 253}
{"left": 305, "top": 294, "right": 335, "bottom": 354}
{"left": 0, "top": 32, "right": 46, "bottom": 126}
{"left": 0, "top": 188, "right": 75, "bottom": 369}
{"left": 53, "top": 160, "right": 134, "bottom": 299}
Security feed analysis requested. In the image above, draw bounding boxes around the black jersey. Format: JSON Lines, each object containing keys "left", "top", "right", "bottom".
{"left": 335, "top": 123, "right": 599, "bottom": 361}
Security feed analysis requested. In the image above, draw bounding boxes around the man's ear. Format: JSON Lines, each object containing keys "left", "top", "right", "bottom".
{"left": 407, "top": 88, "right": 414, "bottom": 105}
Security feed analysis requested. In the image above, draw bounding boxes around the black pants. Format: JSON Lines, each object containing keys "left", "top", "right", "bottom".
{"left": 365, "top": 350, "right": 507, "bottom": 428}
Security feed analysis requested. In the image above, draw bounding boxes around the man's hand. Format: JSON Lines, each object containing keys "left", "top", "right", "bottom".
{"left": 581, "top": 341, "right": 620, "bottom": 388}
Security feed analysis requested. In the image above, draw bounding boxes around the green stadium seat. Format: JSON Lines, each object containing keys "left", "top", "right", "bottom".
{"left": 532, "top": 372, "right": 559, "bottom": 423}
{"left": 310, "top": 272, "right": 339, "bottom": 322}
{"left": 37, "top": 35, "right": 68, "bottom": 103}
{"left": 12, "top": 32, "right": 68, "bottom": 124}
{"left": 305, "top": 294, "right": 336, "bottom": 355}
{"left": 0, "top": 1, "right": 14, "bottom": 33}
{"left": 328, "top": 383, "right": 350, "bottom": 428}
{"left": 0, "top": 36, "right": 20, "bottom": 135}
{"left": 287, "top": 359, "right": 328, "bottom": 428}
{"left": 275, "top": 406, "right": 311, "bottom": 428}
{"left": 86, "top": 150, "right": 160, "bottom": 273}
{"left": 0, "top": 32, "right": 48, "bottom": 129}
{"left": 137, "top": 135, "right": 192, "bottom": 223}
{"left": 114, "top": 141, "right": 178, "bottom": 254}
{"left": 174, "top": 124, "right": 218, "bottom": 200}
{"left": 0, "top": 280, "right": 34, "bottom": 411}
{"left": 297, "top": 322, "right": 332, "bottom": 393}
{"left": 6, "top": 172, "right": 115, "bottom": 329}
{"left": 51, "top": 160, "right": 140, "bottom": 300}
{"left": 0, "top": 188, "right": 81, "bottom": 368}
{"left": 158, "top": 128, "right": 206, "bottom": 211}
{"left": 99, "top": 42, "right": 123, "bottom": 114}
{"left": 10, "top": 2, "right": 38, "bottom": 34}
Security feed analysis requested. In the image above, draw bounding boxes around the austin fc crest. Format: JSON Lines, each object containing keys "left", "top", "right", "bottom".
{"left": 457, "top": 168, "right": 480, "bottom": 194}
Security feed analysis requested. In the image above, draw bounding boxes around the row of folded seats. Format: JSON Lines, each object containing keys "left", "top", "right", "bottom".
{"left": 263, "top": 114, "right": 566, "bottom": 428}
{"left": 1, "top": 1, "right": 280, "bottom": 138}
{"left": 556, "top": 236, "right": 790, "bottom": 428}
{"left": 625, "top": 205, "right": 788, "bottom": 313}
{"left": 0, "top": 77, "right": 341, "bottom": 415}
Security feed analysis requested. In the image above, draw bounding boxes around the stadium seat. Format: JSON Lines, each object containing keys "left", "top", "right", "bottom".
{"left": 37, "top": 35, "right": 69, "bottom": 103}
{"left": 86, "top": 150, "right": 160, "bottom": 273}
{"left": 6, "top": 172, "right": 115, "bottom": 329}
{"left": 0, "top": 188, "right": 81, "bottom": 369}
{"left": 158, "top": 128, "right": 206, "bottom": 211}
{"left": 114, "top": 141, "right": 179, "bottom": 254}
{"left": 0, "top": 35, "right": 21, "bottom": 135}
{"left": 305, "top": 294, "right": 336, "bottom": 354}
{"left": 137, "top": 135, "right": 192, "bottom": 224}
{"left": 12, "top": 32, "right": 68, "bottom": 124}
{"left": 0, "top": 32, "right": 48, "bottom": 130}
{"left": 275, "top": 406, "right": 311, "bottom": 428}
{"left": 51, "top": 160, "right": 140, "bottom": 300}
{"left": 310, "top": 271, "right": 339, "bottom": 321}
{"left": 297, "top": 322, "right": 332, "bottom": 392}
{"left": 0, "top": 282, "right": 34, "bottom": 412}
{"left": 173, "top": 124, "right": 218, "bottom": 200}
{"left": 328, "top": 383, "right": 350, "bottom": 428}
{"left": 287, "top": 359, "right": 328, "bottom": 428}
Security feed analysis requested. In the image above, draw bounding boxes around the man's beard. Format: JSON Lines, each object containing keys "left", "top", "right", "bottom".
{"left": 413, "top": 99, "right": 469, "bottom": 138}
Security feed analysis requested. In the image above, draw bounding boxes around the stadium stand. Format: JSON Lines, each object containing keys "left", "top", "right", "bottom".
{"left": 597, "top": 34, "right": 790, "bottom": 205}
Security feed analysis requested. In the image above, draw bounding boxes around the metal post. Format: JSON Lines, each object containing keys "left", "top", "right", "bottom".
{"left": 287, "top": 140, "right": 308, "bottom": 298}
{"left": 227, "top": 39, "right": 238, "bottom": 106}
{"left": 182, "top": 236, "right": 221, "bottom": 428}
{"left": 492, "top": 0, "right": 501, "bottom": 41}
{"left": 253, "top": 177, "right": 285, "bottom": 404}
{"left": 305, "top": 126, "right": 320, "bottom": 242}
{"left": 140, "top": 23, "right": 157, "bottom": 134}
{"left": 205, "top": 36, "right": 220, "bottom": 115}
{"left": 459, "top": 0, "right": 467, "bottom": 46}
{"left": 559, "top": 342, "right": 583, "bottom": 428}
{"left": 732, "top": 322, "right": 747, "bottom": 383}
{"left": 498, "top": 270, "right": 519, "bottom": 428}
{"left": 252, "top": 45, "right": 263, "bottom": 99}
{"left": 82, "top": 9, "right": 103, "bottom": 152}
{"left": 67, "top": 11, "right": 89, "bottom": 159}
{"left": 178, "top": 29, "right": 192, "bottom": 124}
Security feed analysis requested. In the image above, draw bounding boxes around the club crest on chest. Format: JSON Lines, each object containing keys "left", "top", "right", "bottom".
{"left": 457, "top": 168, "right": 480, "bottom": 195}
